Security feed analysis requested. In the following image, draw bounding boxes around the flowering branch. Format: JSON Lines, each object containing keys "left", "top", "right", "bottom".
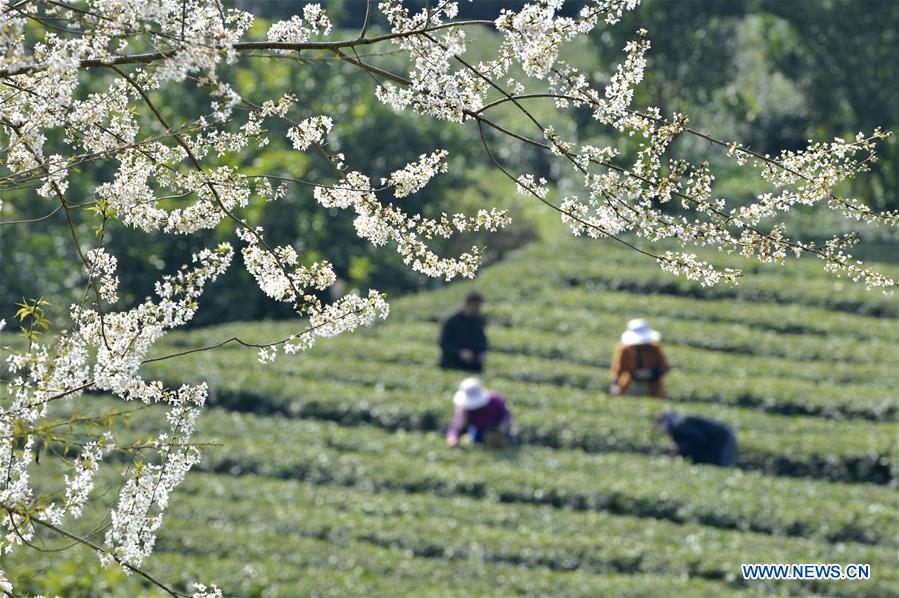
{"left": 1, "top": 503, "right": 186, "bottom": 597}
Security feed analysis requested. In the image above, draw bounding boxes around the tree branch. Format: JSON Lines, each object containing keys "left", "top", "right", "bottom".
{"left": 0, "top": 20, "right": 494, "bottom": 79}
{"left": 2, "top": 504, "right": 185, "bottom": 597}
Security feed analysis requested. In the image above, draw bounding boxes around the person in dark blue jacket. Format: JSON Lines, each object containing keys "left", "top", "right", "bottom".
{"left": 654, "top": 411, "right": 737, "bottom": 467}
{"left": 438, "top": 291, "right": 487, "bottom": 372}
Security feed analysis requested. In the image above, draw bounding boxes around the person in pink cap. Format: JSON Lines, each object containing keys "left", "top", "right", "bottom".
{"left": 446, "top": 377, "right": 513, "bottom": 448}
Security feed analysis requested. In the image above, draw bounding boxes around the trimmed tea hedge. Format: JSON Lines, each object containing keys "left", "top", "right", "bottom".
{"left": 143, "top": 354, "right": 898, "bottom": 484}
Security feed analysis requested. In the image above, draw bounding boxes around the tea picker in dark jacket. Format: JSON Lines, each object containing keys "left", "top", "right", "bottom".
{"left": 654, "top": 411, "right": 738, "bottom": 467}
{"left": 438, "top": 291, "right": 487, "bottom": 372}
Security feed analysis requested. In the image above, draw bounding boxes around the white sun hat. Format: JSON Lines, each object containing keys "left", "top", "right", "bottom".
{"left": 620, "top": 319, "right": 661, "bottom": 345}
{"left": 453, "top": 377, "right": 490, "bottom": 410}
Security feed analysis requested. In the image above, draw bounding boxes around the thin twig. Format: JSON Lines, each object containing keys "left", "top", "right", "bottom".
{"left": 2, "top": 504, "right": 186, "bottom": 597}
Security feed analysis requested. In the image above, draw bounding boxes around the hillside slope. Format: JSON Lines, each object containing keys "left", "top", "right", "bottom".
{"left": 9, "top": 237, "right": 899, "bottom": 596}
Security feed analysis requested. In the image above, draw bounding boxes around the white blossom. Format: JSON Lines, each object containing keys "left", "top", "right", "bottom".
{"left": 86, "top": 248, "right": 120, "bottom": 304}
{"left": 287, "top": 116, "right": 334, "bottom": 151}
{"left": 267, "top": 5, "right": 332, "bottom": 45}
{"left": 191, "top": 583, "right": 223, "bottom": 598}
{"left": 385, "top": 150, "right": 449, "bottom": 198}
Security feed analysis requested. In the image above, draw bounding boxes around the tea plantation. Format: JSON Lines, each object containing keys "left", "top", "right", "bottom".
{"left": 7, "top": 237, "right": 898, "bottom": 596}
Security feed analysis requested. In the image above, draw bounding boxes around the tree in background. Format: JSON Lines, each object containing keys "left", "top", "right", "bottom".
{"left": 591, "top": 0, "right": 899, "bottom": 213}
{"left": 760, "top": 0, "right": 899, "bottom": 212}
{"left": 0, "top": 1, "right": 895, "bottom": 594}
{"left": 4, "top": 0, "right": 897, "bottom": 324}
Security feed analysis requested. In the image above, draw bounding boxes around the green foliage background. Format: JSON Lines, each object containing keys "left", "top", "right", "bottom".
{"left": 1, "top": 0, "right": 896, "bottom": 327}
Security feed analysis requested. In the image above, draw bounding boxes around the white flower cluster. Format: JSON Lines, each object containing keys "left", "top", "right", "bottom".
{"left": 385, "top": 150, "right": 449, "bottom": 198}
{"left": 516, "top": 174, "right": 549, "bottom": 199}
{"left": 287, "top": 115, "right": 334, "bottom": 151}
{"left": 376, "top": 1, "right": 489, "bottom": 122}
{"left": 37, "top": 153, "right": 69, "bottom": 198}
{"left": 734, "top": 132, "right": 888, "bottom": 225}
{"left": 62, "top": 441, "right": 104, "bottom": 521}
{"left": 657, "top": 252, "right": 741, "bottom": 287}
{"left": 314, "top": 165, "right": 507, "bottom": 281}
{"left": 494, "top": 0, "right": 606, "bottom": 79}
{"left": 238, "top": 227, "right": 337, "bottom": 306}
{"left": 191, "top": 583, "right": 223, "bottom": 598}
{"left": 259, "top": 290, "right": 390, "bottom": 364}
{"left": 86, "top": 248, "right": 120, "bottom": 304}
{"left": 103, "top": 383, "right": 208, "bottom": 569}
{"left": 1, "top": 245, "right": 233, "bottom": 579}
{"left": 267, "top": 4, "right": 332, "bottom": 45}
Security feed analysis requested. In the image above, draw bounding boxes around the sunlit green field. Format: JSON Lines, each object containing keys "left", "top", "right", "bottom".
{"left": 6, "top": 236, "right": 898, "bottom": 596}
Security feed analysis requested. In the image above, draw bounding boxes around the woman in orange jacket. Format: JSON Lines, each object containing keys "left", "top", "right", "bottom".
{"left": 609, "top": 319, "right": 670, "bottom": 398}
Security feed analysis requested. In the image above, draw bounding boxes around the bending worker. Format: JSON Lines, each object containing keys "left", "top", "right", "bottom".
{"left": 446, "top": 378, "right": 512, "bottom": 448}
{"left": 654, "top": 411, "right": 738, "bottom": 467}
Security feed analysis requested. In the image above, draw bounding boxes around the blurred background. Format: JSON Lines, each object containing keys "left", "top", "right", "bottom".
{"left": 2, "top": 0, "right": 896, "bottom": 326}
